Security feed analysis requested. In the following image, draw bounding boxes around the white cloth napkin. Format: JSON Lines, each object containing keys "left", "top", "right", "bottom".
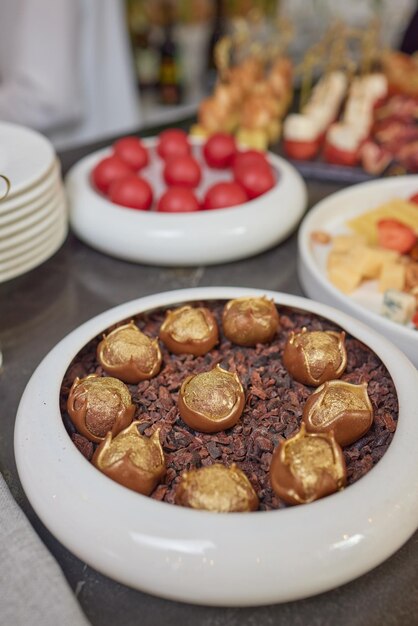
{"left": 0, "top": 474, "right": 90, "bottom": 626}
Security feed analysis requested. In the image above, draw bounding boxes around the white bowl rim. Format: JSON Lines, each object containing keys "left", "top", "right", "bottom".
{"left": 14, "top": 286, "right": 418, "bottom": 606}
{"left": 66, "top": 138, "right": 307, "bottom": 266}
{"left": 298, "top": 174, "right": 418, "bottom": 342}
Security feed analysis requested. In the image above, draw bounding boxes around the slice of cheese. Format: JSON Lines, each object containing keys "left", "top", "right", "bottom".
{"left": 347, "top": 199, "right": 418, "bottom": 245}
{"left": 378, "top": 262, "right": 406, "bottom": 292}
{"left": 358, "top": 247, "right": 399, "bottom": 279}
{"left": 328, "top": 244, "right": 399, "bottom": 281}
{"left": 332, "top": 234, "right": 367, "bottom": 252}
{"left": 328, "top": 262, "right": 362, "bottom": 293}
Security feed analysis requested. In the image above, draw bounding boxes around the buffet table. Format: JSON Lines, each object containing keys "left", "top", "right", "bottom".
{"left": 1, "top": 122, "right": 417, "bottom": 626}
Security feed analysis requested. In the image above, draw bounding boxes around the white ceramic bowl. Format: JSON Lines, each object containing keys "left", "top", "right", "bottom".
{"left": 66, "top": 138, "right": 307, "bottom": 266}
{"left": 14, "top": 287, "right": 418, "bottom": 606}
{"left": 298, "top": 175, "right": 418, "bottom": 368}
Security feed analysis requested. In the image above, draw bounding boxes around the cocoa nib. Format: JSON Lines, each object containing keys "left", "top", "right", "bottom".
{"left": 71, "top": 434, "right": 94, "bottom": 461}
{"left": 61, "top": 301, "right": 398, "bottom": 511}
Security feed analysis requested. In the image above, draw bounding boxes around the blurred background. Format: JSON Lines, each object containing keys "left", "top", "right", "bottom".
{"left": 0, "top": 0, "right": 417, "bottom": 149}
{"left": 126, "top": 0, "right": 416, "bottom": 125}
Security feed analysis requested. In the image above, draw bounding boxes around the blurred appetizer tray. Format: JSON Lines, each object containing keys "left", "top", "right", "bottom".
{"left": 65, "top": 137, "right": 307, "bottom": 266}
{"left": 280, "top": 69, "right": 418, "bottom": 184}
{"left": 14, "top": 286, "right": 418, "bottom": 606}
{"left": 298, "top": 175, "right": 418, "bottom": 367}
{"left": 286, "top": 156, "right": 375, "bottom": 185}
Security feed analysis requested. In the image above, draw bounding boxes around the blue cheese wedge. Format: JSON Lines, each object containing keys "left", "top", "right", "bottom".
{"left": 381, "top": 289, "right": 416, "bottom": 325}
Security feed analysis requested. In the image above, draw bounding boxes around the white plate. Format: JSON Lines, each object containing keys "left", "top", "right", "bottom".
{"left": 0, "top": 209, "right": 67, "bottom": 270}
{"left": 0, "top": 194, "right": 66, "bottom": 263}
{"left": 0, "top": 210, "right": 67, "bottom": 283}
{"left": 0, "top": 191, "right": 66, "bottom": 255}
{"left": 298, "top": 175, "right": 418, "bottom": 368}
{"left": 66, "top": 138, "right": 307, "bottom": 266}
{"left": 14, "top": 287, "right": 418, "bottom": 606}
{"left": 0, "top": 185, "right": 64, "bottom": 240}
{"left": 0, "top": 122, "right": 55, "bottom": 198}
{"left": 0, "top": 161, "right": 61, "bottom": 222}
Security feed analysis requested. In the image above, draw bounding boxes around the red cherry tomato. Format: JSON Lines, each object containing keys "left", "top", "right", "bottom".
{"left": 157, "top": 129, "right": 190, "bottom": 160}
{"left": 157, "top": 187, "right": 200, "bottom": 213}
{"left": 233, "top": 150, "right": 268, "bottom": 177}
{"left": 203, "top": 133, "right": 237, "bottom": 168}
{"left": 91, "top": 156, "right": 133, "bottom": 195}
{"left": 234, "top": 162, "right": 275, "bottom": 199}
{"left": 108, "top": 175, "right": 153, "bottom": 211}
{"left": 409, "top": 193, "right": 418, "bottom": 204}
{"left": 203, "top": 181, "right": 248, "bottom": 210}
{"left": 283, "top": 138, "right": 319, "bottom": 161}
{"left": 412, "top": 311, "right": 418, "bottom": 328}
{"left": 377, "top": 219, "right": 417, "bottom": 254}
{"left": 113, "top": 136, "right": 149, "bottom": 171}
{"left": 163, "top": 155, "right": 201, "bottom": 188}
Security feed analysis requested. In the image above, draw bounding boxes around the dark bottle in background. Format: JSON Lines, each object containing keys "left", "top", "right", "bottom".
{"left": 127, "top": 1, "right": 159, "bottom": 92}
{"left": 134, "top": 19, "right": 159, "bottom": 91}
{"left": 207, "top": 0, "right": 224, "bottom": 79}
{"left": 159, "top": 2, "right": 182, "bottom": 105}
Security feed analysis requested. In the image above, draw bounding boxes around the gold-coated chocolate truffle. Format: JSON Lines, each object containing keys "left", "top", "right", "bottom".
{"left": 222, "top": 296, "right": 279, "bottom": 346}
{"left": 67, "top": 374, "right": 135, "bottom": 443}
{"left": 283, "top": 329, "right": 347, "bottom": 386}
{"left": 270, "top": 424, "right": 347, "bottom": 505}
{"left": 159, "top": 305, "right": 218, "bottom": 356}
{"left": 174, "top": 463, "right": 259, "bottom": 512}
{"left": 302, "top": 380, "right": 374, "bottom": 446}
{"left": 97, "top": 321, "right": 162, "bottom": 384}
{"left": 178, "top": 364, "right": 245, "bottom": 433}
{"left": 92, "top": 422, "right": 165, "bottom": 495}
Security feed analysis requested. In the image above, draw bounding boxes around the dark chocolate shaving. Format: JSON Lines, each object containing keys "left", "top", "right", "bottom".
{"left": 60, "top": 301, "right": 398, "bottom": 511}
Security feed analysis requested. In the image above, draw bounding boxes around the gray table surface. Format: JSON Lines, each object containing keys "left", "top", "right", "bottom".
{"left": 1, "top": 134, "right": 417, "bottom": 626}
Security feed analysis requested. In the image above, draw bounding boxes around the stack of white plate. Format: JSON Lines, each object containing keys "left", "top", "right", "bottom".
{"left": 0, "top": 122, "right": 68, "bottom": 283}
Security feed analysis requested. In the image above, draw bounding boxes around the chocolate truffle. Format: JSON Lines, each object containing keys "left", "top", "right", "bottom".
{"left": 302, "top": 380, "right": 374, "bottom": 446}
{"left": 222, "top": 296, "right": 280, "bottom": 346}
{"left": 92, "top": 422, "right": 165, "bottom": 495}
{"left": 97, "top": 321, "right": 162, "bottom": 384}
{"left": 270, "top": 424, "right": 347, "bottom": 505}
{"left": 175, "top": 463, "right": 259, "bottom": 512}
{"left": 178, "top": 364, "right": 245, "bottom": 433}
{"left": 67, "top": 374, "right": 135, "bottom": 443}
{"left": 159, "top": 305, "right": 218, "bottom": 355}
{"left": 283, "top": 329, "right": 347, "bottom": 386}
